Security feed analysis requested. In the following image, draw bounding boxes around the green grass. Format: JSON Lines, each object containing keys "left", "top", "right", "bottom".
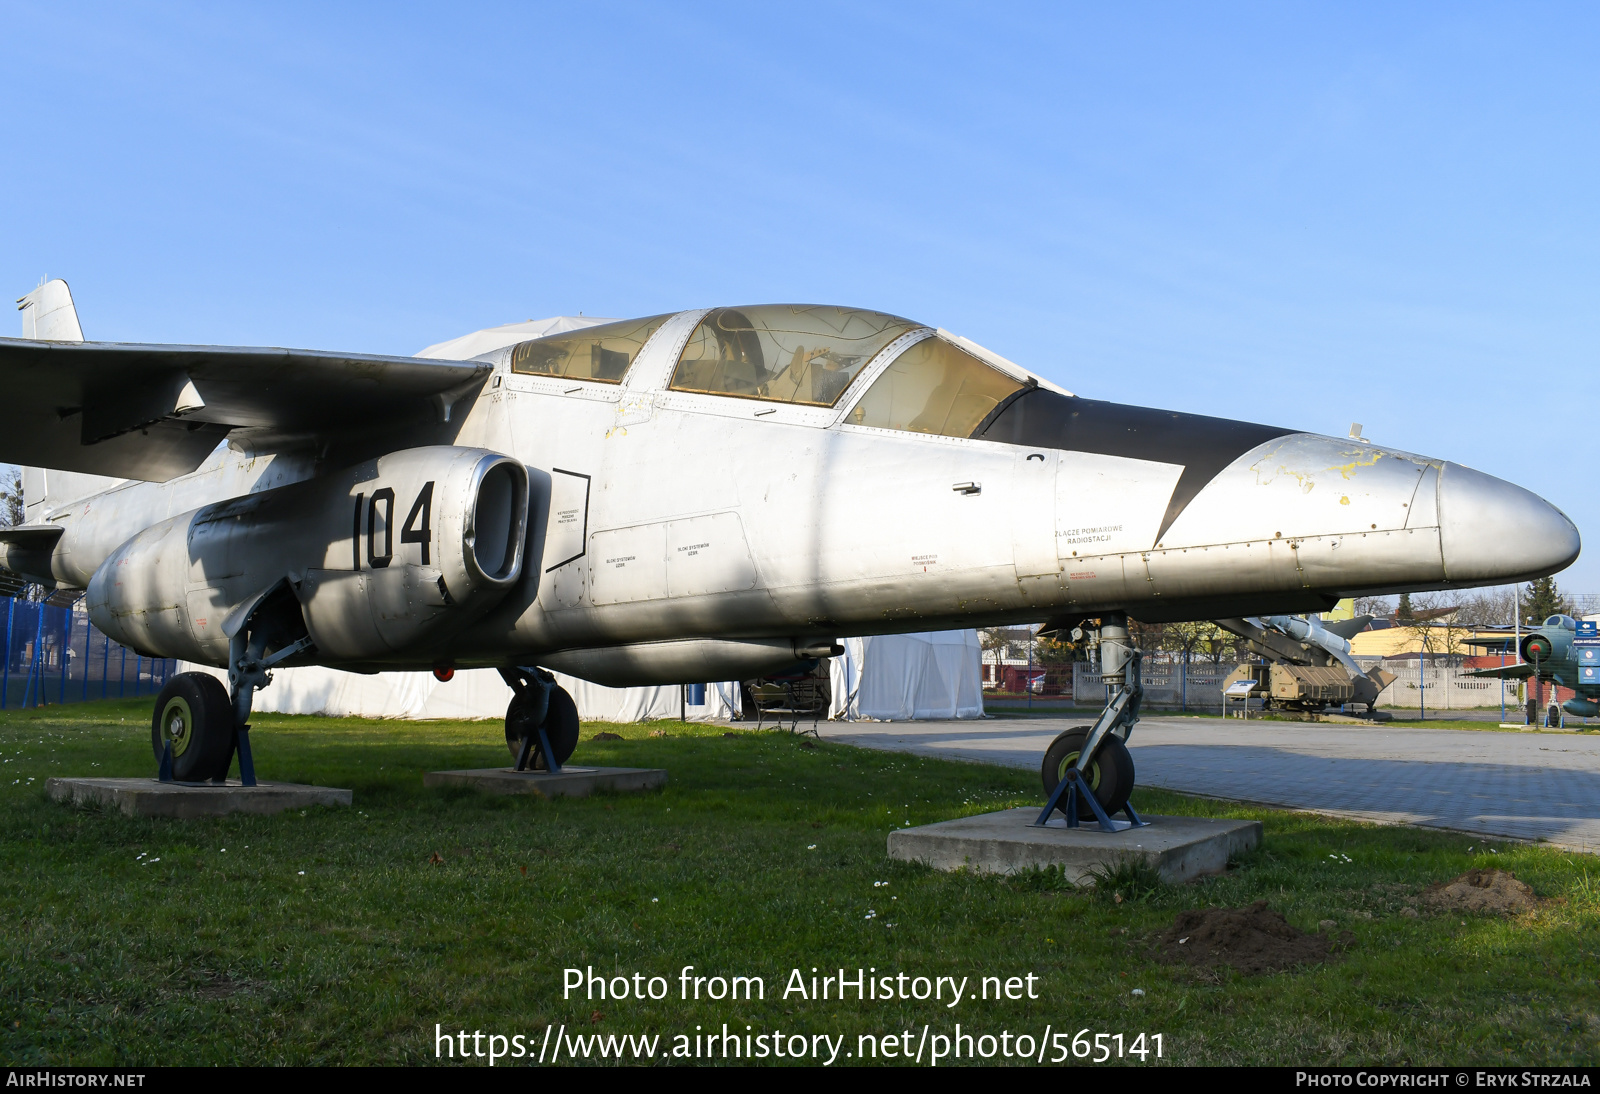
{"left": 2, "top": 700, "right": 1598, "bottom": 1066}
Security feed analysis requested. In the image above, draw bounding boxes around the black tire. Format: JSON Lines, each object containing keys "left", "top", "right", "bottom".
{"left": 151, "top": 672, "right": 235, "bottom": 782}
{"left": 1040, "top": 725, "right": 1136, "bottom": 821}
{"left": 504, "top": 685, "right": 580, "bottom": 769}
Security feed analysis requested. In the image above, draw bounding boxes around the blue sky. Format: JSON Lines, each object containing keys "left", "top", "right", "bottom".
{"left": 4, "top": 2, "right": 1595, "bottom": 591}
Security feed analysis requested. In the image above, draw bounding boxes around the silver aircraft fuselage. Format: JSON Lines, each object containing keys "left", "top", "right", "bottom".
{"left": 10, "top": 305, "right": 1581, "bottom": 686}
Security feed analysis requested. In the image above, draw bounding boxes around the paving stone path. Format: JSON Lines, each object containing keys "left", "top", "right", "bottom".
{"left": 819, "top": 716, "right": 1600, "bottom": 852}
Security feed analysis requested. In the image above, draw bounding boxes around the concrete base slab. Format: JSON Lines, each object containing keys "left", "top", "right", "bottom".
{"left": 888, "top": 808, "right": 1262, "bottom": 885}
{"left": 423, "top": 766, "right": 667, "bottom": 798}
{"left": 47, "top": 777, "right": 352, "bottom": 819}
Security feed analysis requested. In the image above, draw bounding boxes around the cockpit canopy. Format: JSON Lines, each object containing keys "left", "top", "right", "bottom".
{"left": 1545, "top": 614, "right": 1578, "bottom": 630}
{"left": 845, "top": 335, "right": 1026, "bottom": 439}
{"left": 668, "top": 305, "right": 919, "bottom": 407}
{"left": 509, "top": 314, "right": 672, "bottom": 384}
{"left": 504, "top": 303, "right": 1041, "bottom": 440}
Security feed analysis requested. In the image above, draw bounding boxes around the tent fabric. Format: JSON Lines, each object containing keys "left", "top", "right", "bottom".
{"left": 176, "top": 663, "right": 738, "bottom": 723}
{"left": 176, "top": 629, "right": 981, "bottom": 724}
{"left": 829, "top": 630, "right": 984, "bottom": 721}
{"left": 415, "top": 316, "right": 614, "bottom": 362}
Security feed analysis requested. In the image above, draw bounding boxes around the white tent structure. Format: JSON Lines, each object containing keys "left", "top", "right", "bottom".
{"left": 177, "top": 663, "right": 739, "bottom": 723}
{"left": 179, "top": 630, "right": 982, "bottom": 724}
{"left": 828, "top": 630, "right": 985, "bottom": 721}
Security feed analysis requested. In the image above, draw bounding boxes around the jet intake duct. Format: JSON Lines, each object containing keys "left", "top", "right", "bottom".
{"left": 86, "top": 446, "right": 528, "bottom": 664}
{"left": 1520, "top": 633, "right": 1555, "bottom": 664}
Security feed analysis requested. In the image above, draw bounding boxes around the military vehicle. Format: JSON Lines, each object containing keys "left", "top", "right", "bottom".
{"left": 1219, "top": 614, "right": 1397, "bottom": 714}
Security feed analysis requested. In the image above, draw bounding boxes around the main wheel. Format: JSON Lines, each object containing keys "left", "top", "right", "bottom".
{"left": 151, "top": 673, "right": 235, "bottom": 782}
{"left": 504, "top": 685, "right": 580, "bottom": 769}
{"left": 1040, "top": 725, "right": 1135, "bottom": 820}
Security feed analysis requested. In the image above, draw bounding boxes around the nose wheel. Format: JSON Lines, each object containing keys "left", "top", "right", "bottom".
{"left": 1033, "top": 612, "right": 1148, "bottom": 831}
{"left": 1041, "top": 726, "right": 1136, "bottom": 819}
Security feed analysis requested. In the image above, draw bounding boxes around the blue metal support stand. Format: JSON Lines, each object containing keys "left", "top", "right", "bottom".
{"left": 1030, "top": 623, "right": 1149, "bottom": 834}
{"left": 235, "top": 723, "right": 257, "bottom": 786}
{"left": 504, "top": 666, "right": 562, "bottom": 774}
{"left": 1033, "top": 766, "right": 1147, "bottom": 832}
{"left": 515, "top": 725, "right": 561, "bottom": 775}
{"left": 158, "top": 740, "right": 174, "bottom": 782}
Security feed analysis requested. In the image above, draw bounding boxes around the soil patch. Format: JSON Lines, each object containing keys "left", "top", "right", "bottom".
{"left": 591, "top": 732, "right": 623, "bottom": 741}
{"left": 1425, "top": 870, "right": 1537, "bottom": 915}
{"left": 1157, "top": 900, "right": 1349, "bottom": 975}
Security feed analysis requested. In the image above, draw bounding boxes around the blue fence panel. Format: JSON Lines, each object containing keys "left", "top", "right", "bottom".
{"left": 1, "top": 598, "right": 177, "bottom": 710}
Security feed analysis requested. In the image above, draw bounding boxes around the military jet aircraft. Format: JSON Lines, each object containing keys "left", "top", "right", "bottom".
{"left": 0, "top": 281, "right": 1581, "bottom": 812}
{"left": 1465, "top": 615, "right": 1599, "bottom": 725}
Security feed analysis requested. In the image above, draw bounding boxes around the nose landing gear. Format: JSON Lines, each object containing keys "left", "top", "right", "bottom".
{"left": 1033, "top": 611, "right": 1148, "bottom": 832}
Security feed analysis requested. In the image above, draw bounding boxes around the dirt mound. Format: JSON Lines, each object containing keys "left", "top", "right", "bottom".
{"left": 1157, "top": 900, "right": 1348, "bottom": 975}
{"left": 591, "top": 732, "right": 623, "bottom": 741}
{"left": 1425, "top": 870, "right": 1537, "bottom": 914}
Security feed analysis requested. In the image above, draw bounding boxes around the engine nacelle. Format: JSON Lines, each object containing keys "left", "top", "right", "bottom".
{"left": 86, "top": 446, "right": 528, "bottom": 664}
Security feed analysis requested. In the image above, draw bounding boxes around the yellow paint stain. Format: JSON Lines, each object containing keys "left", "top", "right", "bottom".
{"left": 1254, "top": 464, "right": 1318, "bottom": 493}
{"left": 1340, "top": 495, "right": 1350, "bottom": 505}
{"left": 1251, "top": 446, "right": 1385, "bottom": 492}
{"left": 1326, "top": 449, "right": 1384, "bottom": 480}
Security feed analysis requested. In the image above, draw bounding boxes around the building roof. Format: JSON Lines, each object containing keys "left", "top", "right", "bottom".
{"left": 1349, "top": 623, "right": 1515, "bottom": 658}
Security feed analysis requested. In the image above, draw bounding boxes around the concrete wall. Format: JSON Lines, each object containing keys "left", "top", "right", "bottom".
{"left": 1363, "top": 662, "right": 1517, "bottom": 711}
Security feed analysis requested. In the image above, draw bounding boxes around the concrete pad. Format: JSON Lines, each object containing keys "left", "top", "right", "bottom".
{"left": 423, "top": 766, "right": 667, "bottom": 798}
{"left": 48, "top": 777, "right": 352, "bottom": 819}
{"left": 888, "top": 808, "right": 1262, "bottom": 885}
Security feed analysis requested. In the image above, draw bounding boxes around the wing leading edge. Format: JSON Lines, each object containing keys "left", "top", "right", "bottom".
{"left": 1464, "top": 663, "right": 1536, "bottom": 681}
{"left": 0, "top": 337, "right": 492, "bottom": 482}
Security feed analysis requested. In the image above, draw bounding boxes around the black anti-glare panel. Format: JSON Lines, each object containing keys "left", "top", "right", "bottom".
{"left": 975, "top": 389, "right": 1296, "bottom": 547}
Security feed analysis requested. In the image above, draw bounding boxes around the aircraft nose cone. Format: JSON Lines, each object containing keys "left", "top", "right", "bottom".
{"left": 1437, "top": 462, "right": 1579, "bottom": 584}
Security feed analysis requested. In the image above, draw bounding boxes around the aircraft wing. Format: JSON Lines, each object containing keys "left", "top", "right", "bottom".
{"left": 0, "top": 525, "right": 65, "bottom": 547}
{"left": 1462, "top": 635, "right": 1518, "bottom": 653}
{"left": 1464, "top": 663, "right": 1535, "bottom": 680}
{"left": 0, "top": 337, "right": 492, "bottom": 482}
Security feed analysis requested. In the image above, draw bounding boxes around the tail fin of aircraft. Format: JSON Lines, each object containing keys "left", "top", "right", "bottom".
{"left": 20, "top": 468, "right": 123, "bottom": 523}
{"left": 17, "top": 279, "right": 85, "bottom": 342}
{"left": 13, "top": 282, "right": 120, "bottom": 520}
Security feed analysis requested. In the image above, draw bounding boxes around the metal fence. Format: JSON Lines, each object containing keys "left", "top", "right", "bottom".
{"left": 2, "top": 597, "right": 178, "bottom": 710}
{"left": 1075, "top": 658, "right": 1241, "bottom": 711}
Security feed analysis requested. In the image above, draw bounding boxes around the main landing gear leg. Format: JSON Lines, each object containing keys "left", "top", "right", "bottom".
{"left": 499, "top": 667, "right": 580, "bottom": 773}
{"left": 1033, "top": 611, "right": 1149, "bottom": 833}
{"left": 225, "top": 590, "right": 314, "bottom": 787}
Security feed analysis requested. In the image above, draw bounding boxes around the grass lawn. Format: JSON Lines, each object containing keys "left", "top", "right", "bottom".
{"left": 2, "top": 699, "right": 1598, "bottom": 1067}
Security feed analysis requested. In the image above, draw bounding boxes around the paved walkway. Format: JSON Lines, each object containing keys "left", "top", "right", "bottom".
{"left": 819, "top": 716, "right": 1600, "bottom": 852}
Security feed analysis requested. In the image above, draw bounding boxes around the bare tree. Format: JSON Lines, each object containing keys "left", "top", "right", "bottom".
{"left": 1450, "top": 586, "right": 1520, "bottom": 628}
{"left": 1353, "top": 595, "right": 1393, "bottom": 619}
{"left": 0, "top": 465, "right": 21, "bottom": 527}
{"left": 1164, "top": 620, "right": 1232, "bottom": 666}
